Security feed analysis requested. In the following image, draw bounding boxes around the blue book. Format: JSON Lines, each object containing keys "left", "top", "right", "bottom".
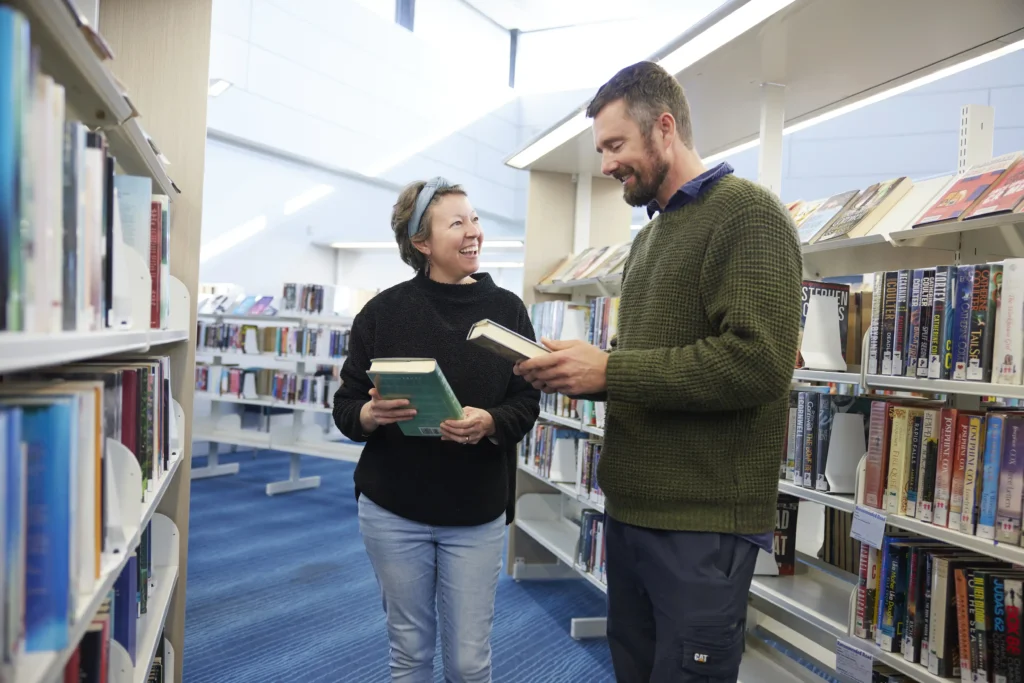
{"left": 22, "top": 399, "right": 76, "bottom": 652}
{"left": 952, "top": 265, "right": 975, "bottom": 380}
{"left": 978, "top": 414, "right": 1006, "bottom": 540}
{"left": 3, "top": 406, "right": 23, "bottom": 664}
{"left": 876, "top": 537, "right": 899, "bottom": 651}
{"left": 113, "top": 553, "right": 138, "bottom": 664}
{"left": 0, "top": 8, "right": 29, "bottom": 332}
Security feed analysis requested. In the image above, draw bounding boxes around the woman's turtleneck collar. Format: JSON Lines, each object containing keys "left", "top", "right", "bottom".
{"left": 413, "top": 270, "right": 496, "bottom": 300}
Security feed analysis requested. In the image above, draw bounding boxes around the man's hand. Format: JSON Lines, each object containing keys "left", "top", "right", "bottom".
{"left": 441, "top": 407, "right": 496, "bottom": 445}
{"left": 360, "top": 387, "right": 417, "bottom": 433}
{"left": 513, "top": 338, "right": 608, "bottom": 395}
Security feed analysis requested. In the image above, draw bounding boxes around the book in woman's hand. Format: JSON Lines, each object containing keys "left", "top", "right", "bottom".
{"left": 367, "top": 358, "right": 463, "bottom": 437}
{"left": 467, "top": 319, "right": 550, "bottom": 363}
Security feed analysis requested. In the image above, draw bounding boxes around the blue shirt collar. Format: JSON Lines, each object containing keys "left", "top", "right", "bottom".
{"left": 647, "top": 162, "right": 734, "bottom": 219}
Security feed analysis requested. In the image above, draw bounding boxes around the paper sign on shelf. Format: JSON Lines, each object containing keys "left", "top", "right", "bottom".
{"left": 851, "top": 505, "right": 887, "bottom": 549}
{"left": 836, "top": 640, "right": 873, "bottom": 683}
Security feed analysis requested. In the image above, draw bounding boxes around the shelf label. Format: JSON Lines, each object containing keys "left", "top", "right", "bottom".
{"left": 836, "top": 640, "right": 873, "bottom": 683}
{"left": 851, "top": 505, "right": 887, "bottom": 549}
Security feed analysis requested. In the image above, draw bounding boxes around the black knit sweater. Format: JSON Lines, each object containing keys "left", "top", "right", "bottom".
{"left": 332, "top": 272, "right": 540, "bottom": 526}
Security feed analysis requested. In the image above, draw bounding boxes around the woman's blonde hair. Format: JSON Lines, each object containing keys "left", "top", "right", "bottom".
{"left": 391, "top": 180, "right": 467, "bottom": 273}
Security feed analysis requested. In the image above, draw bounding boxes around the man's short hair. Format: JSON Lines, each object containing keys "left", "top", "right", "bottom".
{"left": 585, "top": 61, "right": 693, "bottom": 149}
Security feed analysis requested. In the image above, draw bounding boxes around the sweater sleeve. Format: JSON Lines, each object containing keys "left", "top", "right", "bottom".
{"left": 605, "top": 202, "right": 802, "bottom": 411}
{"left": 332, "top": 308, "right": 376, "bottom": 442}
{"left": 486, "top": 304, "right": 541, "bottom": 447}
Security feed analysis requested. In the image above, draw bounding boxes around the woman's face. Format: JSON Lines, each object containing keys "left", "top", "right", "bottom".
{"left": 419, "top": 193, "right": 484, "bottom": 280}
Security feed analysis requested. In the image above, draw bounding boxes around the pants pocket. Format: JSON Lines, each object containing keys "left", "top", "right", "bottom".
{"left": 677, "top": 618, "right": 745, "bottom": 682}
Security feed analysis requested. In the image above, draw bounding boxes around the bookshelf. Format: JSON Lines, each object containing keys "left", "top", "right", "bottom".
{"left": 505, "top": 0, "right": 1024, "bottom": 679}
{"left": 0, "top": 2, "right": 210, "bottom": 683}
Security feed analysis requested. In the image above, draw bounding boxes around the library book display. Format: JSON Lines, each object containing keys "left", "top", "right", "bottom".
{"left": 505, "top": 0, "right": 1024, "bottom": 681}
{"left": 0, "top": 1, "right": 212, "bottom": 682}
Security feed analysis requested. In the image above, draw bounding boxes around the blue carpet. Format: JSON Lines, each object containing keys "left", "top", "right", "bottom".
{"left": 183, "top": 449, "right": 615, "bottom": 682}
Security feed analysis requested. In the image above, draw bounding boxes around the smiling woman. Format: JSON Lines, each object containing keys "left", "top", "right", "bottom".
{"left": 331, "top": 177, "right": 541, "bottom": 682}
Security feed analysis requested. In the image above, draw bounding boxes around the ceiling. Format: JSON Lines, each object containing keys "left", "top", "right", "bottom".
{"left": 463, "top": 0, "right": 702, "bottom": 32}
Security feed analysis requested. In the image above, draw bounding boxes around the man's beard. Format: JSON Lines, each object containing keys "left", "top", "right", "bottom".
{"left": 615, "top": 146, "right": 669, "bottom": 208}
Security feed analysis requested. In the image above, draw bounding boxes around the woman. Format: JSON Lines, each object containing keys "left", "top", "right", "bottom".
{"left": 332, "top": 177, "right": 540, "bottom": 683}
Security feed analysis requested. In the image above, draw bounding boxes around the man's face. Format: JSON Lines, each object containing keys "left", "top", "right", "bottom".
{"left": 592, "top": 99, "right": 669, "bottom": 208}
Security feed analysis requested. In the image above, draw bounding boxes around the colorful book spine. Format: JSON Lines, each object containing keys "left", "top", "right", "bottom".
{"left": 886, "top": 406, "right": 910, "bottom": 514}
{"left": 933, "top": 408, "right": 958, "bottom": 527}
{"left": 803, "top": 393, "right": 818, "bottom": 488}
{"left": 868, "top": 272, "right": 883, "bottom": 374}
{"left": 959, "top": 414, "right": 986, "bottom": 535}
{"left": 977, "top": 413, "right": 1005, "bottom": 540}
{"left": 917, "top": 270, "right": 936, "bottom": 378}
{"left": 1005, "top": 578, "right": 1023, "bottom": 683}
{"left": 981, "top": 264, "right": 1003, "bottom": 383}
{"left": 906, "top": 269, "right": 924, "bottom": 376}
{"left": 894, "top": 269, "right": 910, "bottom": 375}
{"left": 995, "top": 259, "right": 1024, "bottom": 385}
{"left": 967, "top": 263, "right": 993, "bottom": 381}
{"left": 815, "top": 395, "right": 833, "bottom": 492}
{"left": 865, "top": 401, "right": 891, "bottom": 509}
{"left": 882, "top": 271, "right": 899, "bottom": 375}
{"left": 952, "top": 265, "right": 975, "bottom": 380}
{"left": 795, "top": 392, "right": 806, "bottom": 487}
{"left": 996, "top": 415, "right": 1024, "bottom": 544}
{"left": 928, "top": 266, "right": 950, "bottom": 379}
{"left": 949, "top": 413, "right": 972, "bottom": 531}
{"left": 906, "top": 411, "right": 924, "bottom": 517}
{"left": 918, "top": 409, "right": 939, "bottom": 523}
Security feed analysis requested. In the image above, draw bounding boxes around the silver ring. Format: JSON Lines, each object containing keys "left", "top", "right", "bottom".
{"left": 464, "top": 436, "right": 469, "bottom": 444}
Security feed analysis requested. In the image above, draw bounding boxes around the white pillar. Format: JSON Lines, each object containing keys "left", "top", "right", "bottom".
{"left": 573, "top": 172, "right": 592, "bottom": 254}
{"left": 757, "top": 83, "right": 786, "bottom": 197}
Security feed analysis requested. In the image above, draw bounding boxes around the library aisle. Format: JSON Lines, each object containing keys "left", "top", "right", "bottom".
{"left": 182, "top": 450, "right": 614, "bottom": 683}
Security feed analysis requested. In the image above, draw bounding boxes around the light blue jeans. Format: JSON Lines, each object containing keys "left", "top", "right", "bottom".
{"left": 357, "top": 495, "right": 505, "bottom": 683}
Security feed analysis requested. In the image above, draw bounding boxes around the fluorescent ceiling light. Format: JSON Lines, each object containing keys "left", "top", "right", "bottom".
{"left": 283, "top": 184, "right": 335, "bottom": 216}
{"left": 208, "top": 79, "right": 232, "bottom": 97}
{"left": 506, "top": 0, "right": 797, "bottom": 170}
{"left": 329, "top": 240, "right": 524, "bottom": 249}
{"left": 200, "top": 215, "right": 267, "bottom": 263}
{"left": 479, "top": 261, "right": 524, "bottom": 268}
{"left": 701, "top": 35, "right": 1024, "bottom": 165}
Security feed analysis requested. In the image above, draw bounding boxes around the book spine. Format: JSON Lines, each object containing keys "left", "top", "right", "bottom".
{"left": 997, "top": 416, "right": 1024, "bottom": 545}
{"left": 877, "top": 541, "right": 898, "bottom": 651}
{"left": 949, "top": 414, "right": 971, "bottom": 531}
{"left": 1005, "top": 578, "right": 1023, "bottom": 683}
{"left": 996, "top": 259, "right": 1024, "bottom": 385}
{"left": 904, "top": 546, "right": 920, "bottom": 661}
{"left": 815, "top": 395, "right": 833, "bottom": 492}
{"left": 906, "top": 412, "right": 924, "bottom": 517}
{"left": 919, "top": 409, "right": 939, "bottom": 522}
{"left": 149, "top": 202, "right": 160, "bottom": 329}
{"left": 886, "top": 406, "right": 909, "bottom": 514}
{"left": 894, "top": 269, "right": 910, "bottom": 375}
{"left": 995, "top": 575, "right": 1008, "bottom": 683}
{"left": 928, "top": 559, "right": 951, "bottom": 676}
{"left": 981, "top": 264, "right": 1003, "bottom": 384}
{"left": 952, "top": 265, "right": 975, "bottom": 380}
{"left": 960, "top": 569, "right": 974, "bottom": 683}
{"left": 856, "top": 544, "right": 870, "bottom": 638}
{"left": 795, "top": 392, "right": 806, "bottom": 487}
{"left": 882, "top": 272, "right": 899, "bottom": 375}
{"left": 978, "top": 414, "right": 1005, "bottom": 540}
{"left": 907, "top": 269, "right": 924, "bottom": 376}
{"left": 922, "top": 552, "right": 934, "bottom": 668}
{"left": 786, "top": 394, "right": 798, "bottom": 481}
{"left": 865, "top": 401, "right": 890, "bottom": 509}
{"left": 918, "top": 270, "right": 936, "bottom": 378}
{"left": 933, "top": 408, "right": 958, "bottom": 527}
{"left": 967, "top": 264, "right": 992, "bottom": 381}
{"left": 929, "top": 266, "right": 951, "bottom": 379}
{"left": 959, "top": 415, "right": 986, "bottom": 535}
{"left": 974, "top": 572, "right": 989, "bottom": 683}
{"left": 869, "top": 272, "right": 883, "bottom": 374}
{"left": 803, "top": 393, "right": 818, "bottom": 488}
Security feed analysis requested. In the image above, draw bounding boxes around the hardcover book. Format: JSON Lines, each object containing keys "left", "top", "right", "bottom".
{"left": 467, "top": 319, "right": 549, "bottom": 362}
{"left": 915, "top": 152, "right": 1020, "bottom": 225}
{"left": 367, "top": 358, "right": 464, "bottom": 437}
{"left": 815, "top": 177, "right": 912, "bottom": 242}
{"left": 796, "top": 190, "right": 858, "bottom": 244}
{"left": 963, "top": 156, "right": 1024, "bottom": 218}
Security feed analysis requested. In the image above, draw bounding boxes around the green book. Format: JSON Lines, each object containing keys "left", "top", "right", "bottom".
{"left": 367, "top": 358, "right": 464, "bottom": 437}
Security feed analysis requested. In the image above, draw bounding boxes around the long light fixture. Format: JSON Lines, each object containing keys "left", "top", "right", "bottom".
{"left": 200, "top": 216, "right": 268, "bottom": 263}
{"left": 329, "top": 240, "right": 524, "bottom": 249}
{"left": 208, "top": 78, "right": 232, "bottom": 97}
{"left": 505, "top": 0, "right": 799, "bottom": 170}
{"left": 479, "top": 261, "right": 524, "bottom": 268}
{"left": 701, "top": 35, "right": 1024, "bottom": 166}
{"left": 283, "top": 184, "right": 335, "bottom": 215}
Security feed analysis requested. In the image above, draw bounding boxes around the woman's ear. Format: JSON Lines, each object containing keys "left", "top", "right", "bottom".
{"left": 413, "top": 240, "right": 431, "bottom": 257}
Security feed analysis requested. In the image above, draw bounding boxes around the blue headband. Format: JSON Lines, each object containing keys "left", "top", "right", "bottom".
{"left": 408, "top": 176, "right": 451, "bottom": 238}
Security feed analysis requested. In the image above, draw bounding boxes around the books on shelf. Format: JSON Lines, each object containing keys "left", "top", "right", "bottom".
{"left": 366, "top": 358, "right": 463, "bottom": 437}
{"left": 0, "top": 355, "right": 176, "bottom": 673}
{"left": 280, "top": 282, "right": 334, "bottom": 316}
{"left": 196, "top": 364, "right": 338, "bottom": 410}
{"left": 1, "top": 9, "right": 172, "bottom": 334}
{"left": 577, "top": 510, "right": 606, "bottom": 584}
{"left": 783, "top": 391, "right": 872, "bottom": 492}
{"left": 814, "top": 177, "right": 913, "bottom": 243}
{"left": 914, "top": 152, "right": 1022, "bottom": 226}
{"left": 466, "top": 318, "right": 549, "bottom": 362}
{"left": 519, "top": 423, "right": 585, "bottom": 482}
{"left": 795, "top": 189, "right": 858, "bottom": 244}
{"left": 196, "top": 319, "right": 350, "bottom": 361}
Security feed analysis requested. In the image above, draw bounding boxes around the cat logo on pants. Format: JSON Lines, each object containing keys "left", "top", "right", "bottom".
{"left": 693, "top": 654, "right": 708, "bottom": 663}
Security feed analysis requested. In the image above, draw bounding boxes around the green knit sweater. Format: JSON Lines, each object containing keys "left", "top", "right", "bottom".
{"left": 601, "top": 174, "right": 802, "bottom": 534}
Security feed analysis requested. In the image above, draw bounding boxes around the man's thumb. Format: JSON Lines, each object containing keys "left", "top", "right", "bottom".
{"left": 541, "top": 337, "right": 572, "bottom": 351}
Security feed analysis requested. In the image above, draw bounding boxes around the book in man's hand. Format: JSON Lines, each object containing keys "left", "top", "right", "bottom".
{"left": 467, "top": 319, "right": 550, "bottom": 362}
{"left": 367, "top": 358, "right": 464, "bottom": 437}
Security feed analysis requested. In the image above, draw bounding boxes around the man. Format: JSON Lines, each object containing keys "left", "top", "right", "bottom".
{"left": 515, "top": 61, "right": 802, "bottom": 682}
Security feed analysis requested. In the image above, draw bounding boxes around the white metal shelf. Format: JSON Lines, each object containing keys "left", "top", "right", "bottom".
{"left": 865, "top": 373, "right": 1024, "bottom": 399}
{"left": 538, "top": 411, "right": 604, "bottom": 437}
{"left": 749, "top": 571, "right": 852, "bottom": 641}
{"left": 791, "top": 369, "right": 860, "bottom": 385}
{"left": 777, "top": 481, "right": 856, "bottom": 514}
{"left": 518, "top": 463, "right": 605, "bottom": 513}
{"left": 0, "top": 328, "right": 190, "bottom": 374}
{"left": 197, "top": 392, "right": 332, "bottom": 414}
{"left": 513, "top": 517, "right": 607, "bottom": 594}
{"left": 13, "top": 452, "right": 182, "bottom": 683}
{"left": 131, "top": 564, "right": 178, "bottom": 683}
{"left": 197, "top": 311, "right": 352, "bottom": 326}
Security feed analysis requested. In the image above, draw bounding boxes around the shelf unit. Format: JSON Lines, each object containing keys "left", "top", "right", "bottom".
{"left": 505, "top": 0, "right": 1024, "bottom": 678}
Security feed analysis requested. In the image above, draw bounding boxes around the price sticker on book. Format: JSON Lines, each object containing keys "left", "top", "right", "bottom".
{"left": 851, "top": 505, "right": 887, "bottom": 549}
{"left": 836, "top": 640, "right": 873, "bottom": 683}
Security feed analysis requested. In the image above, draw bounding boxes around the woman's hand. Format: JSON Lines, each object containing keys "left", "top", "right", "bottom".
{"left": 440, "top": 407, "right": 496, "bottom": 445}
{"left": 359, "top": 387, "right": 417, "bottom": 433}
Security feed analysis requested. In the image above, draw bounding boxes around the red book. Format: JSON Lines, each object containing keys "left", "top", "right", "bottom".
{"left": 964, "top": 157, "right": 1024, "bottom": 218}
{"left": 948, "top": 413, "right": 973, "bottom": 530}
{"left": 864, "top": 401, "right": 892, "bottom": 509}
{"left": 915, "top": 152, "right": 1020, "bottom": 226}
{"left": 932, "top": 407, "right": 958, "bottom": 527}
{"left": 64, "top": 645, "right": 81, "bottom": 682}
{"left": 121, "top": 369, "right": 139, "bottom": 457}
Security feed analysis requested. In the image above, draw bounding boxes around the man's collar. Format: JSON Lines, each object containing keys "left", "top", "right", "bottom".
{"left": 647, "top": 162, "right": 735, "bottom": 218}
